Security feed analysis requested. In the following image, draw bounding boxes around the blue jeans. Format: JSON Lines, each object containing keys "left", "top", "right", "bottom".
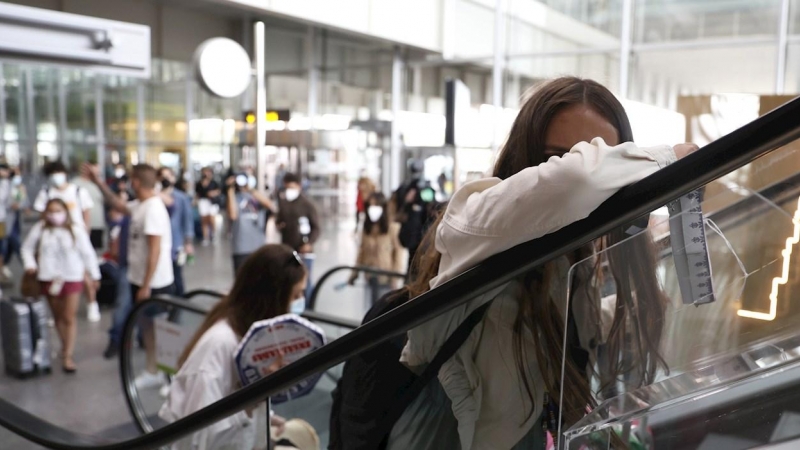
{"left": 108, "top": 266, "right": 132, "bottom": 346}
{"left": 302, "top": 255, "right": 314, "bottom": 301}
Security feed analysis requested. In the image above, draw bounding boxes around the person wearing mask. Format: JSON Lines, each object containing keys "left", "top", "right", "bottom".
{"left": 157, "top": 167, "right": 194, "bottom": 297}
{"left": 33, "top": 161, "right": 100, "bottom": 322}
{"left": 82, "top": 163, "right": 174, "bottom": 389}
{"left": 348, "top": 193, "right": 404, "bottom": 305}
{"left": 4, "top": 167, "right": 28, "bottom": 270}
{"left": 195, "top": 167, "right": 220, "bottom": 246}
{"left": 22, "top": 198, "right": 101, "bottom": 373}
{"left": 276, "top": 173, "right": 320, "bottom": 302}
{"left": 72, "top": 160, "right": 107, "bottom": 323}
{"left": 225, "top": 172, "right": 274, "bottom": 273}
{"left": 159, "top": 244, "right": 311, "bottom": 450}
{"left": 387, "top": 77, "right": 699, "bottom": 449}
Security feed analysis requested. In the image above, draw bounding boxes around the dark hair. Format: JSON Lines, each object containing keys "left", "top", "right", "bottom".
{"left": 283, "top": 172, "right": 301, "bottom": 185}
{"left": 157, "top": 167, "right": 174, "bottom": 178}
{"left": 131, "top": 164, "right": 157, "bottom": 189}
{"left": 43, "top": 161, "right": 68, "bottom": 176}
{"left": 363, "top": 192, "right": 390, "bottom": 235}
{"left": 408, "top": 77, "right": 668, "bottom": 428}
{"left": 178, "top": 244, "right": 307, "bottom": 367}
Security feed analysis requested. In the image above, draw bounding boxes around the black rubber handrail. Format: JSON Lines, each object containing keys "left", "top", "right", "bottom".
{"left": 307, "top": 265, "right": 407, "bottom": 310}
{"left": 0, "top": 95, "right": 799, "bottom": 449}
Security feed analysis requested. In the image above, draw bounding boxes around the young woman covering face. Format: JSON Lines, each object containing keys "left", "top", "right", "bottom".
{"left": 390, "top": 77, "right": 698, "bottom": 450}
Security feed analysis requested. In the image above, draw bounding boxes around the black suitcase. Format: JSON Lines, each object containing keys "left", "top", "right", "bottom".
{"left": 0, "top": 297, "right": 52, "bottom": 377}
{"left": 97, "top": 260, "right": 119, "bottom": 307}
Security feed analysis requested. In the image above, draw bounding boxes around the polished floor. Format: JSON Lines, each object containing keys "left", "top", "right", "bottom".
{"left": 0, "top": 218, "right": 375, "bottom": 449}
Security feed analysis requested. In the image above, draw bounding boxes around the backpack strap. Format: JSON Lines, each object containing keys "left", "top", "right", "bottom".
{"left": 372, "top": 301, "right": 493, "bottom": 449}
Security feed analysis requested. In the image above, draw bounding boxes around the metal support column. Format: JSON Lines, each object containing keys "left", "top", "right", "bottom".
{"left": 307, "top": 26, "right": 318, "bottom": 127}
{"left": 776, "top": 0, "right": 791, "bottom": 94}
{"left": 57, "top": 69, "right": 67, "bottom": 164}
{"left": 619, "top": 0, "right": 634, "bottom": 98}
{"left": 255, "top": 21, "right": 267, "bottom": 193}
{"left": 390, "top": 46, "right": 403, "bottom": 192}
{"left": 94, "top": 76, "right": 105, "bottom": 168}
{"left": 185, "top": 63, "right": 194, "bottom": 188}
{"left": 0, "top": 63, "right": 6, "bottom": 158}
{"left": 136, "top": 82, "right": 146, "bottom": 164}
{"left": 492, "top": 0, "right": 506, "bottom": 153}
{"left": 24, "top": 68, "right": 35, "bottom": 171}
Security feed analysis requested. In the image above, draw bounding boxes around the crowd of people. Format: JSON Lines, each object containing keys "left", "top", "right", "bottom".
{"left": 2, "top": 75, "right": 705, "bottom": 450}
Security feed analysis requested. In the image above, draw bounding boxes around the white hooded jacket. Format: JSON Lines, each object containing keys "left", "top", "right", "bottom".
{"left": 400, "top": 137, "right": 677, "bottom": 449}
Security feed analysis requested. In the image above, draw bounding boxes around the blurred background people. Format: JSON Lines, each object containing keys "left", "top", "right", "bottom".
{"left": 348, "top": 193, "right": 405, "bottom": 305}
{"left": 355, "top": 174, "right": 376, "bottom": 229}
{"left": 225, "top": 172, "right": 274, "bottom": 273}
{"left": 195, "top": 167, "right": 220, "bottom": 246}
{"left": 157, "top": 167, "right": 194, "bottom": 297}
{"left": 22, "top": 198, "right": 100, "bottom": 373}
{"left": 277, "top": 173, "right": 320, "bottom": 303}
{"left": 4, "top": 166, "right": 28, "bottom": 272}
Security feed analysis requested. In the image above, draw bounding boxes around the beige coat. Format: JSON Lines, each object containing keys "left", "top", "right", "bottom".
{"left": 400, "top": 138, "right": 677, "bottom": 450}
{"left": 353, "top": 222, "right": 405, "bottom": 285}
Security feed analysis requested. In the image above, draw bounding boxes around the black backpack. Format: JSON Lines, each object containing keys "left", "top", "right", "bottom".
{"left": 329, "top": 289, "right": 490, "bottom": 450}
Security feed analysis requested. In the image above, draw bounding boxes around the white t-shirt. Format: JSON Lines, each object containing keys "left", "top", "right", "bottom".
{"left": 33, "top": 184, "right": 95, "bottom": 229}
{"left": 159, "top": 320, "right": 259, "bottom": 450}
{"left": 127, "top": 196, "right": 174, "bottom": 289}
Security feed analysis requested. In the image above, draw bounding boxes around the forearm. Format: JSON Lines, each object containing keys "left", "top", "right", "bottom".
{"left": 252, "top": 191, "right": 275, "bottom": 211}
{"left": 97, "top": 182, "right": 130, "bottom": 214}
{"left": 226, "top": 189, "right": 237, "bottom": 220}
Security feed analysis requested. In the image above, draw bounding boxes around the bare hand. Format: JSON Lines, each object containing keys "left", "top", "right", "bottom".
{"left": 270, "top": 414, "right": 286, "bottom": 436}
{"left": 25, "top": 268, "right": 36, "bottom": 275}
{"left": 136, "top": 286, "right": 151, "bottom": 302}
{"left": 80, "top": 163, "right": 101, "bottom": 184}
{"left": 673, "top": 143, "right": 700, "bottom": 160}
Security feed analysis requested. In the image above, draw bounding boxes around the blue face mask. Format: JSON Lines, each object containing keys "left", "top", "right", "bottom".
{"left": 290, "top": 296, "right": 306, "bottom": 315}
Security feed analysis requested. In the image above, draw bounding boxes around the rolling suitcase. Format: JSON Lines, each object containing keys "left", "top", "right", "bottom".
{"left": 0, "top": 297, "right": 52, "bottom": 377}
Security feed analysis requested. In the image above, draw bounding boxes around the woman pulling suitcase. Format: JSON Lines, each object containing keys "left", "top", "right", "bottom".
{"left": 21, "top": 198, "right": 100, "bottom": 373}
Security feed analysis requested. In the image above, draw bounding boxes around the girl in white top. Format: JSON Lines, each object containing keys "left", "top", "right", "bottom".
{"left": 159, "top": 244, "right": 308, "bottom": 450}
{"left": 22, "top": 198, "right": 100, "bottom": 373}
{"left": 391, "top": 77, "right": 700, "bottom": 450}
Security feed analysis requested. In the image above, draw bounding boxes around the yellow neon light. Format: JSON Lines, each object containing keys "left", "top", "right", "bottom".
{"left": 737, "top": 196, "right": 800, "bottom": 321}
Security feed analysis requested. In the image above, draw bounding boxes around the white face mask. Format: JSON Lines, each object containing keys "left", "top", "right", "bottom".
{"left": 50, "top": 173, "right": 67, "bottom": 188}
{"left": 285, "top": 188, "right": 300, "bottom": 202}
{"left": 247, "top": 175, "right": 257, "bottom": 189}
{"left": 114, "top": 168, "right": 126, "bottom": 179}
{"left": 290, "top": 296, "right": 306, "bottom": 315}
{"left": 367, "top": 205, "right": 384, "bottom": 223}
{"left": 12, "top": 176, "right": 21, "bottom": 186}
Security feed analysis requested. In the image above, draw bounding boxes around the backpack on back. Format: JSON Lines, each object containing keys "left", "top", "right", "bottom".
{"left": 329, "top": 289, "right": 490, "bottom": 450}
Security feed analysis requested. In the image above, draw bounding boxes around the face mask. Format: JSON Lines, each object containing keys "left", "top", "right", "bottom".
{"left": 46, "top": 212, "right": 67, "bottom": 226}
{"left": 50, "top": 173, "right": 67, "bottom": 188}
{"left": 114, "top": 168, "right": 126, "bottom": 179}
{"left": 367, "top": 205, "right": 384, "bottom": 222}
{"left": 290, "top": 296, "right": 306, "bottom": 315}
{"left": 161, "top": 179, "right": 172, "bottom": 189}
{"left": 235, "top": 174, "right": 248, "bottom": 188}
{"left": 11, "top": 176, "right": 21, "bottom": 186}
{"left": 247, "top": 175, "right": 257, "bottom": 189}
{"left": 285, "top": 188, "right": 300, "bottom": 202}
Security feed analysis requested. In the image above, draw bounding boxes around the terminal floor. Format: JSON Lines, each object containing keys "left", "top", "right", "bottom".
{"left": 0, "top": 219, "right": 367, "bottom": 449}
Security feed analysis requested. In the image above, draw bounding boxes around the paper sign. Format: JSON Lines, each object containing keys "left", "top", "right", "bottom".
{"left": 154, "top": 317, "right": 193, "bottom": 375}
{"left": 235, "top": 314, "right": 326, "bottom": 404}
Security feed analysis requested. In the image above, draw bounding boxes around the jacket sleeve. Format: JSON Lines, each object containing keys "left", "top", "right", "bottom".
{"left": 21, "top": 221, "right": 43, "bottom": 271}
{"left": 402, "top": 138, "right": 676, "bottom": 368}
{"left": 181, "top": 194, "right": 194, "bottom": 241}
{"left": 75, "top": 226, "right": 101, "bottom": 280}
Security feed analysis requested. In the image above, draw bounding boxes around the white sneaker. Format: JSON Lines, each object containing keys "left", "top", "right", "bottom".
{"left": 1, "top": 266, "right": 11, "bottom": 279}
{"left": 159, "top": 383, "right": 171, "bottom": 398}
{"left": 87, "top": 302, "right": 101, "bottom": 323}
{"left": 134, "top": 371, "right": 166, "bottom": 390}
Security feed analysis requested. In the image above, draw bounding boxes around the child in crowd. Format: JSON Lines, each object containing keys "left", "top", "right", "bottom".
{"left": 22, "top": 198, "right": 100, "bottom": 373}
{"left": 159, "top": 244, "right": 315, "bottom": 450}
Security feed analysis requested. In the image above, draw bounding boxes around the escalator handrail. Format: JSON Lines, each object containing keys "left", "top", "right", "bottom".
{"left": 1, "top": 95, "right": 800, "bottom": 449}
{"left": 307, "top": 265, "right": 407, "bottom": 310}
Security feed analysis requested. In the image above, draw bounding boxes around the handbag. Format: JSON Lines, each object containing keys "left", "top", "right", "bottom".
{"left": 21, "top": 227, "right": 44, "bottom": 298}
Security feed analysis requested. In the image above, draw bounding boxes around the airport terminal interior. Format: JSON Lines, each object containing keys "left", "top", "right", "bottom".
{"left": 5, "top": 0, "right": 800, "bottom": 449}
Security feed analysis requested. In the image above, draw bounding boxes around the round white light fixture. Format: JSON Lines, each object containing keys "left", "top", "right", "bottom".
{"left": 194, "top": 37, "right": 251, "bottom": 98}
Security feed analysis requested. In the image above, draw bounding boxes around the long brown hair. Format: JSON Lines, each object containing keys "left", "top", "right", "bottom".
{"left": 363, "top": 192, "right": 390, "bottom": 235}
{"left": 178, "top": 244, "right": 307, "bottom": 366}
{"left": 408, "top": 77, "right": 669, "bottom": 429}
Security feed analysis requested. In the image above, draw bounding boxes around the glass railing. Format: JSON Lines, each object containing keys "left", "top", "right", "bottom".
{"left": 560, "top": 139, "right": 800, "bottom": 449}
